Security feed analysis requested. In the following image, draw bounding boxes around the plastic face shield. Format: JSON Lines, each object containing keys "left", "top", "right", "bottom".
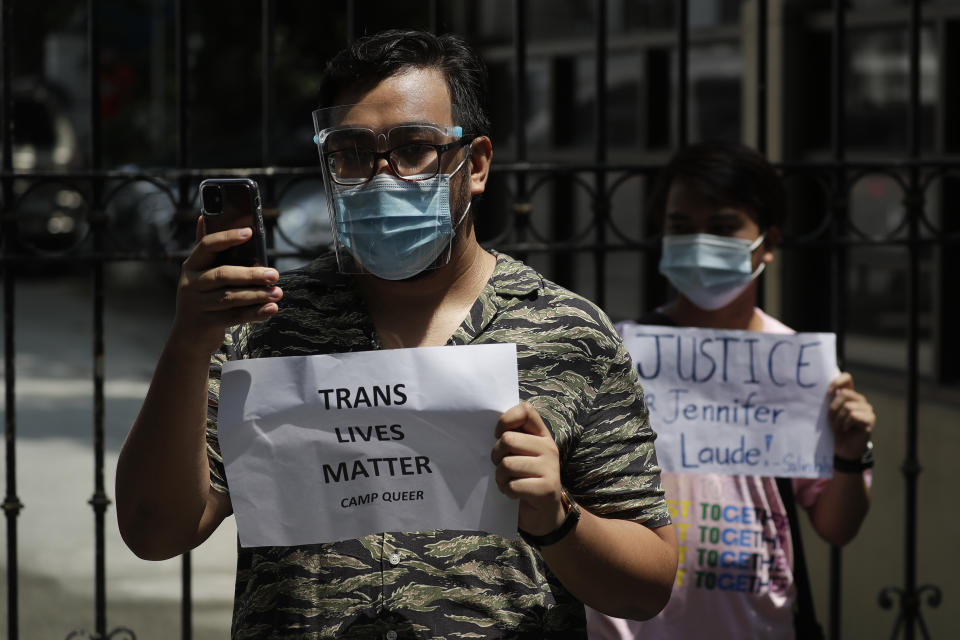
{"left": 312, "top": 103, "right": 468, "bottom": 277}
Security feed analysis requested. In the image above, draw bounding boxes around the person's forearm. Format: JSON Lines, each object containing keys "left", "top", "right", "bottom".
{"left": 809, "top": 473, "right": 870, "bottom": 547}
{"left": 538, "top": 513, "right": 677, "bottom": 620}
{"left": 116, "top": 334, "right": 217, "bottom": 560}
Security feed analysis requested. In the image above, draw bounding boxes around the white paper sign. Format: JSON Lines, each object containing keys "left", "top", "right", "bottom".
{"left": 619, "top": 323, "right": 838, "bottom": 478}
{"left": 217, "top": 343, "right": 520, "bottom": 547}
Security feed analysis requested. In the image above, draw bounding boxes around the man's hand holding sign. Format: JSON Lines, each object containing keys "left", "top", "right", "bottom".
{"left": 218, "top": 344, "right": 522, "bottom": 547}
{"left": 492, "top": 402, "right": 566, "bottom": 539}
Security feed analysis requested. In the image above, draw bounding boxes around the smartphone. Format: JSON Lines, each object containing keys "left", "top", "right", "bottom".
{"left": 199, "top": 178, "right": 269, "bottom": 268}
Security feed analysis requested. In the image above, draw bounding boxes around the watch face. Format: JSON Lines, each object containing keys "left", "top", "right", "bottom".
{"left": 560, "top": 488, "right": 581, "bottom": 517}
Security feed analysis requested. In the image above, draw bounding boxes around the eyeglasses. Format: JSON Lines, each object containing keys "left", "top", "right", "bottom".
{"left": 316, "top": 124, "right": 475, "bottom": 186}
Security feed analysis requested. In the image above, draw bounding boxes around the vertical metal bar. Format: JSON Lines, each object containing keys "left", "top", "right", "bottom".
{"left": 594, "top": 3, "right": 606, "bottom": 168}
{"left": 937, "top": 22, "right": 960, "bottom": 386}
{"left": 176, "top": 0, "right": 189, "bottom": 174}
{"left": 830, "top": 0, "right": 847, "bottom": 334}
{"left": 149, "top": 0, "right": 167, "bottom": 150}
{"left": 91, "top": 223, "right": 108, "bottom": 640}
{"left": 86, "top": 1, "right": 110, "bottom": 638}
{"left": 347, "top": 0, "right": 359, "bottom": 43}
{"left": 429, "top": 0, "right": 440, "bottom": 33}
{"left": 0, "top": 0, "right": 10, "bottom": 173}
{"left": 902, "top": 1, "right": 922, "bottom": 638}
{"left": 88, "top": 0, "right": 102, "bottom": 171}
{"left": 514, "top": 0, "right": 527, "bottom": 167}
{"left": 181, "top": 553, "right": 192, "bottom": 640}
{"left": 828, "top": 2, "right": 848, "bottom": 638}
{"left": 512, "top": 0, "right": 530, "bottom": 251}
{"left": 260, "top": 0, "right": 276, "bottom": 213}
{"left": 1, "top": 262, "right": 17, "bottom": 640}
{"left": 1, "top": 3, "right": 22, "bottom": 639}
{"left": 549, "top": 57, "right": 574, "bottom": 287}
{"left": 174, "top": 2, "right": 193, "bottom": 639}
{"left": 593, "top": 0, "right": 608, "bottom": 308}
{"left": 755, "top": 0, "right": 768, "bottom": 154}
{"left": 261, "top": 0, "right": 274, "bottom": 168}
{"left": 676, "top": 0, "right": 689, "bottom": 148}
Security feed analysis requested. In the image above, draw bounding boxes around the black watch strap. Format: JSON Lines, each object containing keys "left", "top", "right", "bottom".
{"left": 833, "top": 440, "right": 874, "bottom": 473}
{"left": 518, "top": 488, "right": 581, "bottom": 549}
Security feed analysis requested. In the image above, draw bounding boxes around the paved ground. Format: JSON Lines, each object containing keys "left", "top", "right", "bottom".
{"left": 1, "top": 264, "right": 236, "bottom": 639}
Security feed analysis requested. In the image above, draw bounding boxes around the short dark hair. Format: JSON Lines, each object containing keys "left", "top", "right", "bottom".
{"left": 648, "top": 141, "right": 786, "bottom": 230}
{"left": 317, "top": 30, "right": 491, "bottom": 137}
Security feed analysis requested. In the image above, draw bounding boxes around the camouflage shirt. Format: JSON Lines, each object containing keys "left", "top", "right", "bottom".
{"left": 207, "top": 251, "right": 670, "bottom": 639}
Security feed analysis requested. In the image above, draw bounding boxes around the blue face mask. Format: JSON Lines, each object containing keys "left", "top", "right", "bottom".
{"left": 330, "top": 158, "right": 470, "bottom": 281}
{"left": 658, "top": 233, "right": 766, "bottom": 310}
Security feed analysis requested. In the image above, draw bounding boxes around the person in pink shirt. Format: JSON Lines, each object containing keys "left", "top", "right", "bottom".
{"left": 588, "top": 141, "right": 875, "bottom": 640}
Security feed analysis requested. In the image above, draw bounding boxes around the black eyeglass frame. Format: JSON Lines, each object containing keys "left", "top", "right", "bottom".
{"left": 321, "top": 135, "right": 477, "bottom": 186}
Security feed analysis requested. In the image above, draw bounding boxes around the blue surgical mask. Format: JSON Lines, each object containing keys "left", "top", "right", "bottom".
{"left": 658, "top": 233, "right": 766, "bottom": 310}
{"left": 330, "top": 158, "right": 470, "bottom": 280}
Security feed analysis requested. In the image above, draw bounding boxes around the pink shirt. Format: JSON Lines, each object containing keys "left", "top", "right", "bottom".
{"left": 590, "top": 309, "right": 830, "bottom": 640}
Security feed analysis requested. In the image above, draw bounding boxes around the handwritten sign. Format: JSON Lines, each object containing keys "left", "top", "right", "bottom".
{"left": 217, "top": 343, "right": 520, "bottom": 547}
{"left": 619, "top": 323, "right": 838, "bottom": 478}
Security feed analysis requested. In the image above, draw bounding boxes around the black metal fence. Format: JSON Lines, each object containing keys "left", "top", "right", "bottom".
{"left": 2, "top": 1, "right": 956, "bottom": 639}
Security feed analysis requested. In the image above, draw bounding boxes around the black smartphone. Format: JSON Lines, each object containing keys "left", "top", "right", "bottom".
{"left": 199, "top": 178, "right": 269, "bottom": 268}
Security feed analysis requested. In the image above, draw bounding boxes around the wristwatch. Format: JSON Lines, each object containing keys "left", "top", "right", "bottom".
{"left": 518, "top": 487, "right": 581, "bottom": 548}
{"left": 833, "top": 440, "right": 874, "bottom": 473}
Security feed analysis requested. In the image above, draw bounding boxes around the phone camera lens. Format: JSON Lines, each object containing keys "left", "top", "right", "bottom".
{"left": 201, "top": 185, "right": 223, "bottom": 214}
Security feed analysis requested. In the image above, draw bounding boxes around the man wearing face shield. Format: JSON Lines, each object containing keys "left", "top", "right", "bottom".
{"left": 316, "top": 117, "right": 476, "bottom": 282}
{"left": 587, "top": 142, "right": 876, "bottom": 640}
{"left": 116, "top": 30, "right": 677, "bottom": 639}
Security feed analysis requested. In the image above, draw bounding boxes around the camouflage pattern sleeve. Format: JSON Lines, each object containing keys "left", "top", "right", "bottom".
{"left": 467, "top": 253, "right": 671, "bottom": 529}
{"left": 564, "top": 330, "right": 671, "bottom": 528}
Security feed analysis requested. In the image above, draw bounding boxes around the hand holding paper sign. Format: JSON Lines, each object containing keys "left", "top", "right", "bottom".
{"left": 827, "top": 372, "right": 876, "bottom": 461}
{"left": 807, "top": 370, "right": 875, "bottom": 547}
{"left": 492, "top": 402, "right": 678, "bottom": 620}
{"left": 217, "top": 344, "right": 522, "bottom": 547}
{"left": 619, "top": 324, "right": 839, "bottom": 478}
{"left": 491, "top": 402, "right": 565, "bottom": 537}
